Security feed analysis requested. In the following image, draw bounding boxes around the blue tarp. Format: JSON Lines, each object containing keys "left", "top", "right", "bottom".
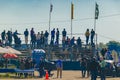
{"left": 0, "top": 69, "right": 34, "bottom": 73}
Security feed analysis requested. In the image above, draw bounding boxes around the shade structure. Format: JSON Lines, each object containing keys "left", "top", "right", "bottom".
{"left": 0, "top": 47, "right": 8, "bottom": 54}
{"left": 5, "top": 46, "right": 22, "bottom": 54}
{"left": 3, "top": 53, "right": 18, "bottom": 58}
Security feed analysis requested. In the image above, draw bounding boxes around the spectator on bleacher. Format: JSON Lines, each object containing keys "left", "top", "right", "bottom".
{"left": 105, "top": 49, "right": 111, "bottom": 60}
{"left": 40, "top": 31, "right": 45, "bottom": 48}
{"left": 65, "top": 36, "right": 70, "bottom": 47}
{"left": 31, "top": 33, "right": 36, "bottom": 49}
{"left": 0, "top": 39, "right": 3, "bottom": 47}
{"left": 101, "top": 48, "right": 107, "bottom": 57}
{"left": 13, "top": 30, "right": 21, "bottom": 47}
{"left": 51, "top": 28, "right": 55, "bottom": 42}
{"left": 85, "top": 29, "right": 90, "bottom": 45}
{"left": 24, "top": 29, "right": 29, "bottom": 46}
{"left": 30, "top": 28, "right": 35, "bottom": 39}
{"left": 30, "top": 28, "right": 35, "bottom": 48}
{"left": 19, "top": 59, "right": 25, "bottom": 77}
{"left": 62, "top": 28, "right": 67, "bottom": 50}
{"left": 62, "top": 28, "right": 67, "bottom": 41}
{"left": 44, "top": 30, "right": 49, "bottom": 47}
{"left": 17, "top": 38, "right": 22, "bottom": 47}
{"left": 36, "top": 32, "right": 41, "bottom": 48}
{"left": 20, "top": 59, "right": 25, "bottom": 70}
{"left": 1, "top": 30, "right": 6, "bottom": 44}
{"left": 24, "top": 57, "right": 31, "bottom": 77}
{"left": 77, "top": 37, "right": 82, "bottom": 52}
{"left": 4, "top": 35, "right": 9, "bottom": 46}
{"left": 70, "top": 37, "right": 75, "bottom": 47}
{"left": 90, "top": 29, "right": 95, "bottom": 45}
{"left": 56, "top": 28, "right": 59, "bottom": 45}
{"left": 0, "top": 58, "right": 4, "bottom": 68}
{"left": 6, "top": 31, "right": 12, "bottom": 46}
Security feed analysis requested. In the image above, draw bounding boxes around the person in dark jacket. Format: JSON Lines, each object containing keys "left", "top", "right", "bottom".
{"left": 80, "top": 58, "right": 87, "bottom": 77}
{"left": 89, "top": 58, "right": 100, "bottom": 80}
{"left": 24, "top": 29, "right": 29, "bottom": 46}
{"left": 39, "top": 58, "right": 45, "bottom": 78}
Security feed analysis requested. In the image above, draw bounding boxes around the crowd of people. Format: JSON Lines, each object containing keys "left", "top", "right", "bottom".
{"left": 80, "top": 47, "right": 120, "bottom": 80}
{"left": 0, "top": 28, "right": 95, "bottom": 49}
{"left": 0, "top": 28, "right": 96, "bottom": 79}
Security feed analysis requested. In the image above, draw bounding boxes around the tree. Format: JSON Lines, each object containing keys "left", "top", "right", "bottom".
{"left": 98, "top": 42, "right": 107, "bottom": 50}
{"left": 106, "top": 41, "right": 120, "bottom": 52}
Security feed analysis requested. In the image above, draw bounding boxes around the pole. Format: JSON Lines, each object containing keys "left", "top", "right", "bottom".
{"left": 94, "top": 16, "right": 97, "bottom": 47}
{"left": 71, "top": 19, "right": 73, "bottom": 38}
{"left": 48, "top": 0, "right": 52, "bottom": 61}
{"left": 70, "top": 2, "right": 73, "bottom": 61}
{"left": 94, "top": 3, "right": 97, "bottom": 57}
{"left": 49, "top": 11, "right": 51, "bottom": 37}
{"left": 49, "top": 1, "right": 52, "bottom": 38}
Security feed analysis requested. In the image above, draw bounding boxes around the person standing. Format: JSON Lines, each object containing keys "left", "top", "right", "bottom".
{"left": 56, "top": 28, "right": 59, "bottom": 45}
{"left": 1, "top": 30, "right": 6, "bottom": 44}
{"left": 30, "top": 28, "right": 36, "bottom": 48}
{"left": 99, "top": 58, "right": 106, "bottom": 80}
{"left": 44, "top": 30, "right": 49, "bottom": 47}
{"left": 77, "top": 37, "right": 82, "bottom": 53}
{"left": 56, "top": 57, "right": 63, "bottom": 78}
{"left": 85, "top": 29, "right": 90, "bottom": 45}
{"left": 51, "top": 28, "right": 55, "bottom": 42}
{"left": 6, "top": 31, "right": 12, "bottom": 46}
{"left": 39, "top": 58, "right": 45, "bottom": 78}
{"left": 90, "top": 29, "right": 95, "bottom": 44}
{"left": 24, "top": 29, "right": 29, "bottom": 46}
{"left": 62, "top": 28, "right": 67, "bottom": 41}
{"left": 80, "top": 58, "right": 87, "bottom": 78}
{"left": 89, "top": 58, "right": 100, "bottom": 80}
{"left": 86, "top": 58, "right": 91, "bottom": 77}
{"left": 36, "top": 32, "right": 41, "bottom": 48}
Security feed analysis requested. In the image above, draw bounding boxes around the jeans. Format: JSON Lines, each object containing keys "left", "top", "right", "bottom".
{"left": 81, "top": 67, "right": 86, "bottom": 77}
{"left": 91, "top": 71, "right": 98, "bottom": 80}
{"left": 100, "top": 68, "right": 106, "bottom": 80}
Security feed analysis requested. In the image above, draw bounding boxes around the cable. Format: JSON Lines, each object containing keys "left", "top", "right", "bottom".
{"left": 0, "top": 13, "right": 120, "bottom": 25}
{"left": 97, "top": 33, "right": 120, "bottom": 42}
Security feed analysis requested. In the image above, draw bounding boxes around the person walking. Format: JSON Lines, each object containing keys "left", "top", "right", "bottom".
{"left": 56, "top": 57, "right": 63, "bottom": 78}
{"left": 99, "top": 58, "right": 106, "bottom": 80}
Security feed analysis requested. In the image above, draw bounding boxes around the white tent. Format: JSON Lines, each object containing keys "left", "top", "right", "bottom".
{"left": 0, "top": 47, "right": 8, "bottom": 54}
{"left": 5, "top": 46, "right": 22, "bottom": 54}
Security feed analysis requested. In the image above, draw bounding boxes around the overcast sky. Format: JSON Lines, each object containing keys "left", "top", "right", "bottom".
{"left": 0, "top": 0, "right": 120, "bottom": 44}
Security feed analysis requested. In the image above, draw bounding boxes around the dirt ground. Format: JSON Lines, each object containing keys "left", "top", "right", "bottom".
{"left": 0, "top": 70, "right": 120, "bottom": 80}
